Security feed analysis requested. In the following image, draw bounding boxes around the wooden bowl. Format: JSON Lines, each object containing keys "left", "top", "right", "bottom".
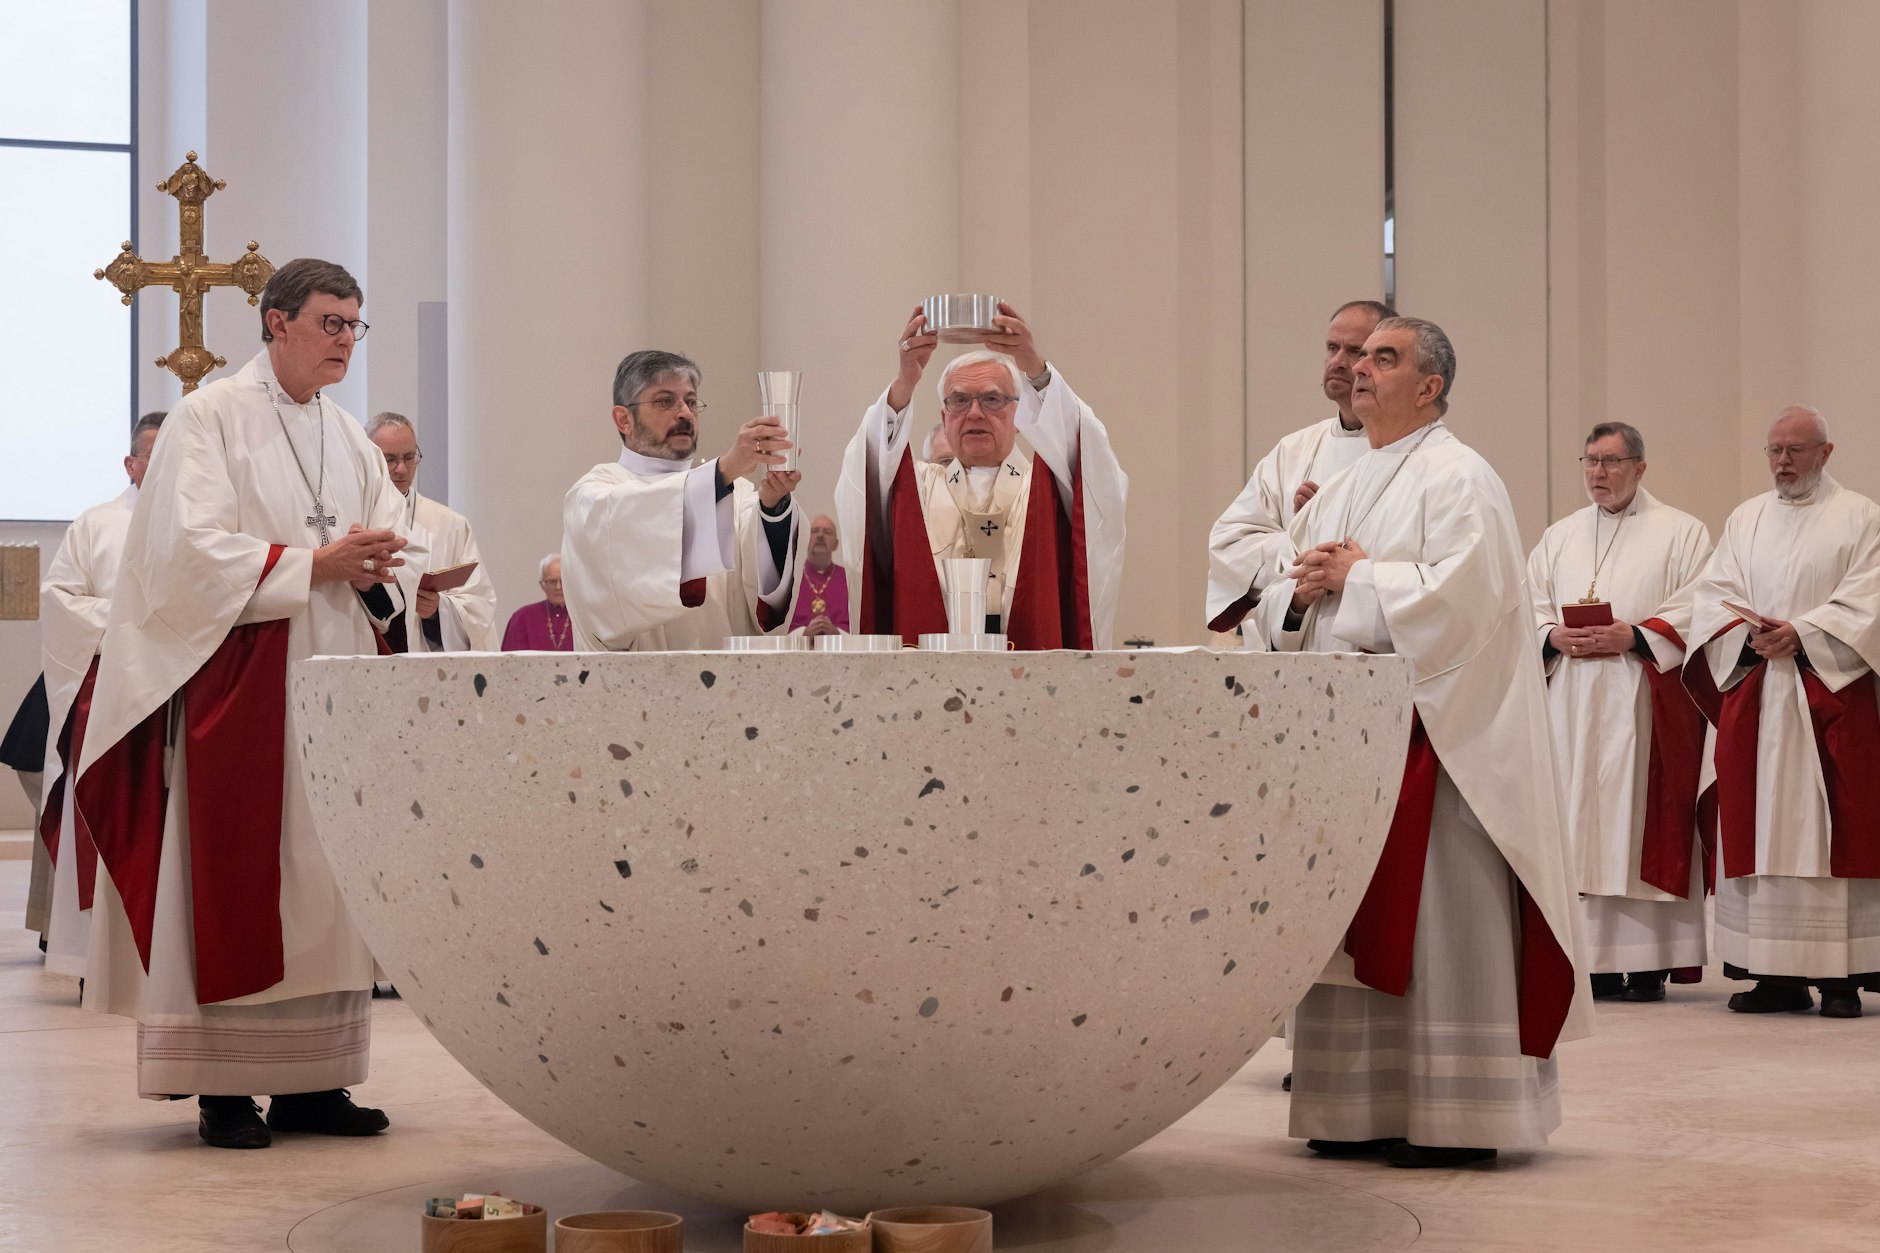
{"left": 552, "top": 1210, "right": 684, "bottom": 1253}
{"left": 743, "top": 1222, "right": 872, "bottom": 1252}
{"left": 418, "top": 1203, "right": 547, "bottom": 1253}
{"left": 866, "top": 1207, "right": 992, "bottom": 1253}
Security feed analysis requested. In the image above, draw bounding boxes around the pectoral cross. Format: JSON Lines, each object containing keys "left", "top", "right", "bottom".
{"left": 306, "top": 509, "right": 336, "bottom": 546}
{"left": 94, "top": 152, "right": 275, "bottom": 393}
{"left": 979, "top": 519, "right": 999, "bottom": 537}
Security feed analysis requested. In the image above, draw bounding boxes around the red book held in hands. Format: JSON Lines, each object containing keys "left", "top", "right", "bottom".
{"left": 1561, "top": 600, "right": 1613, "bottom": 628}
{"left": 418, "top": 561, "right": 478, "bottom": 593}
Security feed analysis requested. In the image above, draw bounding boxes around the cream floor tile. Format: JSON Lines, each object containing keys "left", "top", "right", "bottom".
{"left": 5, "top": 860, "right": 1879, "bottom": 1252}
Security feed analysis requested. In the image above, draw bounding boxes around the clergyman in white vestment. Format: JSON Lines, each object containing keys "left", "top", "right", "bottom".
{"left": 1207, "top": 299, "right": 1393, "bottom": 634}
{"left": 564, "top": 350, "right": 806, "bottom": 651}
{"left": 1528, "top": 422, "right": 1713, "bottom": 1002}
{"left": 36, "top": 413, "right": 165, "bottom": 978}
{"left": 1251, "top": 317, "right": 1592, "bottom": 1166}
{"left": 1681, "top": 406, "right": 1880, "bottom": 1019}
{"left": 367, "top": 411, "right": 500, "bottom": 652}
{"left": 76, "top": 260, "right": 415, "bottom": 1148}
{"left": 836, "top": 303, "right": 1126, "bottom": 647}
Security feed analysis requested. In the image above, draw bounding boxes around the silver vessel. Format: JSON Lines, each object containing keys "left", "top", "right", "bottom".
{"left": 922, "top": 293, "right": 1003, "bottom": 344}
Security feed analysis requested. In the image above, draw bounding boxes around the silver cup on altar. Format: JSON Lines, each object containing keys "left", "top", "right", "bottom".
{"left": 942, "top": 556, "right": 991, "bottom": 635}
{"left": 756, "top": 370, "right": 802, "bottom": 473}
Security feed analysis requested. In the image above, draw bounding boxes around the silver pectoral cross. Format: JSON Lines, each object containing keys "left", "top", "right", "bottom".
{"left": 307, "top": 508, "right": 336, "bottom": 545}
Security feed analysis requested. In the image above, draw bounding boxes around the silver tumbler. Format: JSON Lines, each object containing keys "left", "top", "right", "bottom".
{"left": 943, "top": 557, "right": 991, "bottom": 634}
{"left": 756, "top": 370, "right": 802, "bottom": 472}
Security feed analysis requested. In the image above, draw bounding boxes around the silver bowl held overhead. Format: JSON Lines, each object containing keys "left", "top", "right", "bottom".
{"left": 923, "top": 293, "right": 1003, "bottom": 344}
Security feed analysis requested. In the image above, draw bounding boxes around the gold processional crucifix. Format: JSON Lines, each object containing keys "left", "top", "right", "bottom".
{"left": 94, "top": 151, "right": 274, "bottom": 393}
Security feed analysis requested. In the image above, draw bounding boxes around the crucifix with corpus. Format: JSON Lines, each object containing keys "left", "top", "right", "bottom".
{"left": 94, "top": 151, "right": 274, "bottom": 394}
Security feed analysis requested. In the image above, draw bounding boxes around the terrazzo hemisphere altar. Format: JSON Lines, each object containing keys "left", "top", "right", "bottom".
{"left": 291, "top": 649, "right": 1412, "bottom": 1211}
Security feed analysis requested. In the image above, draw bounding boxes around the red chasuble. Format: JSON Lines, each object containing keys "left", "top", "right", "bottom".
{"left": 1683, "top": 619, "right": 1880, "bottom": 881}
{"left": 1634, "top": 617, "right": 1711, "bottom": 898}
{"left": 38, "top": 657, "right": 102, "bottom": 910}
{"left": 75, "top": 545, "right": 296, "bottom": 1004}
{"left": 1343, "top": 716, "right": 1577, "bottom": 1059}
{"left": 859, "top": 447, "right": 1094, "bottom": 649}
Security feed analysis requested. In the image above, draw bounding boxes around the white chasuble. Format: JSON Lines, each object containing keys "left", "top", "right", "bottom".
{"left": 37, "top": 485, "right": 136, "bottom": 976}
{"left": 562, "top": 448, "right": 805, "bottom": 652}
{"left": 836, "top": 364, "right": 1127, "bottom": 647}
{"left": 1207, "top": 416, "right": 1368, "bottom": 631}
{"left": 1528, "top": 489, "right": 1712, "bottom": 973}
{"left": 399, "top": 490, "right": 500, "bottom": 652}
{"left": 1528, "top": 490, "right": 1712, "bottom": 898}
{"left": 1250, "top": 422, "right": 1591, "bottom": 1149}
{"left": 1684, "top": 476, "right": 1880, "bottom": 978}
{"left": 75, "top": 351, "right": 418, "bottom": 1097}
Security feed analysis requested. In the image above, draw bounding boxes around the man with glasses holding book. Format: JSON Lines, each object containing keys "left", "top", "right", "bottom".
{"left": 1527, "top": 422, "right": 1713, "bottom": 1006}
{"left": 835, "top": 302, "right": 1128, "bottom": 647}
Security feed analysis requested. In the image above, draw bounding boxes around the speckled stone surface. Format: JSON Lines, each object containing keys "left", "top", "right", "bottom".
{"left": 291, "top": 650, "right": 1411, "bottom": 1212}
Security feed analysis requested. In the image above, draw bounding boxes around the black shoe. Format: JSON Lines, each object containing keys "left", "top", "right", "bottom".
{"left": 266, "top": 1089, "right": 390, "bottom": 1136}
{"left": 1727, "top": 981, "right": 1814, "bottom": 1013}
{"left": 199, "top": 1096, "right": 271, "bottom": 1149}
{"left": 1590, "top": 972, "right": 1626, "bottom": 999}
{"left": 1818, "top": 985, "right": 1863, "bottom": 1019}
{"left": 1307, "top": 1137, "right": 1406, "bottom": 1157}
{"left": 1281, "top": 1071, "right": 1292, "bottom": 1092}
{"left": 1385, "top": 1143, "right": 1497, "bottom": 1168}
{"left": 1622, "top": 971, "right": 1668, "bottom": 1002}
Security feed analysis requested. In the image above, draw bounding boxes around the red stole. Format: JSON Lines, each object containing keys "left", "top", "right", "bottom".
{"left": 1682, "top": 623, "right": 1880, "bottom": 880}
{"left": 1343, "top": 716, "right": 1577, "bottom": 1059}
{"left": 860, "top": 448, "right": 1094, "bottom": 649}
{"left": 75, "top": 545, "right": 297, "bottom": 1004}
{"left": 39, "top": 657, "right": 103, "bottom": 910}
{"left": 1635, "top": 618, "right": 1710, "bottom": 898}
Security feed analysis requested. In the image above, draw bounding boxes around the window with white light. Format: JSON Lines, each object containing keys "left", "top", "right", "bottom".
{"left": 0, "top": 0, "right": 136, "bottom": 522}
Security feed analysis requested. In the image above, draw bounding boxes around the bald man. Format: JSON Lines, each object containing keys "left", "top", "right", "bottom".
{"left": 790, "top": 514, "right": 850, "bottom": 638}
{"left": 1682, "top": 405, "right": 1880, "bottom": 1018}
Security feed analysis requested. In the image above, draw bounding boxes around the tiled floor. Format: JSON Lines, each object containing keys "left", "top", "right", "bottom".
{"left": 4, "top": 859, "right": 1877, "bottom": 1252}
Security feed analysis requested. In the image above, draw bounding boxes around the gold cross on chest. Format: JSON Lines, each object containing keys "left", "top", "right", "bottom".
{"left": 94, "top": 152, "right": 274, "bottom": 393}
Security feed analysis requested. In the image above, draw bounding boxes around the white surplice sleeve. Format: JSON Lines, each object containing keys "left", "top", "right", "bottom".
{"left": 562, "top": 466, "right": 698, "bottom": 648}
{"left": 1014, "top": 365, "right": 1129, "bottom": 648}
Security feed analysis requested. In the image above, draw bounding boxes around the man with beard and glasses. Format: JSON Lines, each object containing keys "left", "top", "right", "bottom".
{"left": 561, "top": 350, "right": 807, "bottom": 650}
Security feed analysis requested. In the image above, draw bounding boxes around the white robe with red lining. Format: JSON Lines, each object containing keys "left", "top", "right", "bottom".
{"left": 76, "top": 351, "right": 417, "bottom": 1096}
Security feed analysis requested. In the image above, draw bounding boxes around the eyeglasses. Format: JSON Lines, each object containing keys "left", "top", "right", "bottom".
{"left": 942, "top": 391, "right": 1017, "bottom": 415}
{"left": 1579, "top": 455, "right": 1641, "bottom": 469}
{"left": 539, "top": 577, "right": 563, "bottom": 588}
{"left": 627, "top": 395, "right": 706, "bottom": 415}
{"left": 309, "top": 312, "right": 370, "bottom": 340}
{"left": 1764, "top": 442, "right": 1824, "bottom": 459}
{"left": 382, "top": 451, "right": 422, "bottom": 468}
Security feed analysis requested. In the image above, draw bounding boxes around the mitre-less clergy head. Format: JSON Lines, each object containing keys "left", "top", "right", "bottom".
{"left": 1351, "top": 315, "right": 1455, "bottom": 445}
{"left": 1323, "top": 300, "right": 1395, "bottom": 425}
{"left": 1764, "top": 405, "right": 1833, "bottom": 499}
{"left": 365, "top": 412, "right": 422, "bottom": 496}
{"left": 539, "top": 553, "right": 565, "bottom": 607}
{"left": 922, "top": 421, "right": 955, "bottom": 465}
{"left": 125, "top": 411, "right": 164, "bottom": 488}
{"left": 807, "top": 515, "right": 838, "bottom": 570}
{"left": 937, "top": 350, "right": 1027, "bottom": 468}
{"left": 609, "top": 349, "right": 794, "bottom": 482}
{"left": 259, "top": 258, "right": 367, "bottom": 403}
{"left": 1579, "top": 421, "right": 1647, "bottom": 512}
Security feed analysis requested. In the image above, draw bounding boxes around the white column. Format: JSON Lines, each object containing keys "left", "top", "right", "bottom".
{"left": 1394, "top": 0, "right": 1549, "bottom": 542}
{"left": 758, "top": 1, "right": 961, "bottom": 524}
{"left": 447, "top": 0, "right": 649, "bottom": 625}
{"left": 199, "top": 0, "right": 370, "bottom": 417}
{"left": 1794, "top": 0, "right": 1880, "bottom": 494}
{"left": 1243, "top": 0, "right": 1385, "bottom": 457}
{"left": 365, "top": 0, "right": 448, "bottom": 429}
